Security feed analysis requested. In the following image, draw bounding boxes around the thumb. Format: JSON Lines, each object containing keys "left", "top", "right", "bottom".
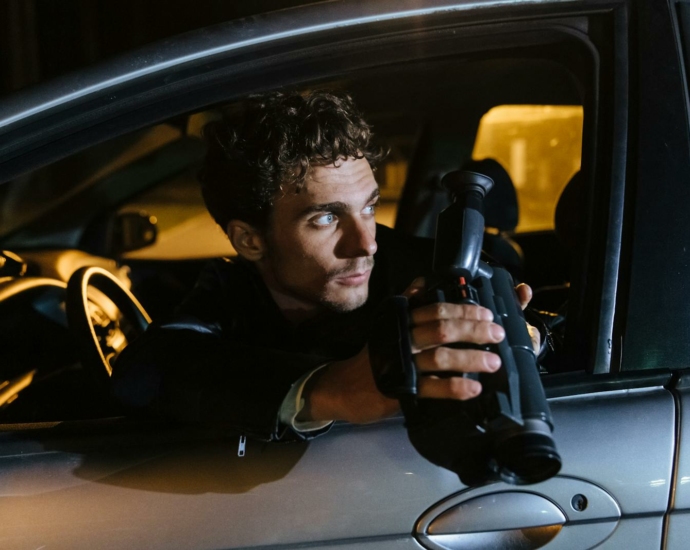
{"left": 515, "top": 283, "right": 533, "bottom": 310}
{"left": 402, "top": 277, "right": 426, "bottom": 298}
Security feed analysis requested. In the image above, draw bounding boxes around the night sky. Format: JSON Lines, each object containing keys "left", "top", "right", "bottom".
{"left": 1, "top": 0, "right": 323, "bottom": 97}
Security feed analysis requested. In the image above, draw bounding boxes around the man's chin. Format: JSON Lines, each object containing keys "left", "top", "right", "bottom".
{"left": 321, "top": 288, "right": 369, "bottom": 313}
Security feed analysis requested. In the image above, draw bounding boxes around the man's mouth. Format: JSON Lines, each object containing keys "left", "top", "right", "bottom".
{"left": 332, "top": 268, "right": 373, "bottom": 286}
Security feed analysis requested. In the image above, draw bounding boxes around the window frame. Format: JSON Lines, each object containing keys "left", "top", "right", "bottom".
{"left": 0, "top": 2, "right": 640, "bottom": 430}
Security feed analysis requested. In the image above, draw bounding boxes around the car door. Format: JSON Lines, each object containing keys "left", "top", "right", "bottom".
{"left": 0, "top": 1, "right": 684, "bottom": 549}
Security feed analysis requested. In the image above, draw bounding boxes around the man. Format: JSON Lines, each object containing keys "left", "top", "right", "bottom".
{"left": 112, "top": 90, "right": 531, "bottom": 441}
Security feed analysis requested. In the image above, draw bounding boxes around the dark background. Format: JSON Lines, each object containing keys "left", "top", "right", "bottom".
{"left": 1, "top": 0, "right": 323, "bottom": 97}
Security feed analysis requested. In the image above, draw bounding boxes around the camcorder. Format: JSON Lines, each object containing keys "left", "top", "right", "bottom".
{"left": 369, "top": 170, "right": 561, "bottom": 486}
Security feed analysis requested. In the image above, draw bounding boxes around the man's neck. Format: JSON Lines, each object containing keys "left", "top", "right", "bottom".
{"left": 265, "top": 285, "right": 325, "bottom": 325}
{"left": 251, "top": 260, "right": 324, "bottom": 324}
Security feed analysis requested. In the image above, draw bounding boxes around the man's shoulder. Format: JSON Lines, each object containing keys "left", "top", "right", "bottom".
{"left": 175, "top": 257, "right": 262, "bottom": 321}
{"left": 375, "top": 223, "right": 434, "bottom": 263}
{"left": 372, "top": 224, "right": 434, "bottom": 295}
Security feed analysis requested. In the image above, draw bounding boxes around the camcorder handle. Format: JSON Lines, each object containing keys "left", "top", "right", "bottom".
{"left": 369, "top": 170, "right": 561, "bottom": 486}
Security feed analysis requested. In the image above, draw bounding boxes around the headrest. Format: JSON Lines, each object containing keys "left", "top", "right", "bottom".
{"left": 554, "top": 171, "right": 584, "bottom": 254}
{"left": 461, "top": 158, "right": 518, "bottom": 231}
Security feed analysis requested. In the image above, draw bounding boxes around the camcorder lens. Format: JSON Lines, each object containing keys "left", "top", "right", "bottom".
{"left": 494, "top": 427, "right": 562, "bottom": 485}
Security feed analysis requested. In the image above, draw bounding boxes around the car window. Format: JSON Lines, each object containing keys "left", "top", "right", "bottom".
{"left": 0, "top": 125, "right": 182, "bottom": 241}
{"left": 362, "top": 105, "right": 584, "bottom": 239}
{"left": 0, "top": 42, "right": 598, "bottom": 426}
{"left": 472, "top": 105, "right": 584, "bottom": 233}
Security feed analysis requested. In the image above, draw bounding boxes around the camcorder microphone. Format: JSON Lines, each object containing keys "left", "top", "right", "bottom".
{"left": 369, "top": 170, "right": 561, "bottom": 486}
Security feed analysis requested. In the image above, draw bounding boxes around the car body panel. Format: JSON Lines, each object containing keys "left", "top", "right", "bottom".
{"left": 0, "top": 385, "right": 674, "bottom": 549}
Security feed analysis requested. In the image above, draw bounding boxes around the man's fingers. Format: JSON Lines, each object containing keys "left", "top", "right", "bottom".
{"left": 415, "top": 346, "right": 501, "bottom": 373}
{"left": 527, "top": 322, "right": 541, "bottom": 354}
{"left": 410, "top": 302, "right": 493, "bottom": 325}
{"left": 516, "top": 283, "right": 533, "bottom": 310}
{"left": 411, "top": 318, "right": 505, "bottom": 351}
{"left": 418, "top": 376, "right": 482, "bottom": 400}
{"left": 402, "top": 277, "right": 426, "bottom": 298}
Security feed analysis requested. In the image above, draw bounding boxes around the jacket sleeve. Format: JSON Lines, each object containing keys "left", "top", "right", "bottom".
{"left": 111, "top": 316, "right": 330, "bottom": 441}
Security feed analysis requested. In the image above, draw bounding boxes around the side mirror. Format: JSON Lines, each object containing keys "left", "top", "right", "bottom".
{"left": 109, "top": 211, "right": 158, "bottom": 256}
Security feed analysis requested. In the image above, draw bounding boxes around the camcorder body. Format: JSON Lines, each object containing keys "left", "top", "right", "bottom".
{"left": 369, "top": 170, "right": 561, "bottom": 486}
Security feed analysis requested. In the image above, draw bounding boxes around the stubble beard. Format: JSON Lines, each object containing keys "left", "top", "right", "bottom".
{"left": 318, "top": 256, "right": 375, "bottom": 312}
{"left": 269, "top": 255, "right": 375, "bottom": 314}
{"left": 262, "top": 228, "right": 375, "bottom": 313}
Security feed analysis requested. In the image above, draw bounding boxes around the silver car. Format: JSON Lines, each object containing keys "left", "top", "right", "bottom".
{"left": 0, "top": 0, "right": 688, "bottom": 548}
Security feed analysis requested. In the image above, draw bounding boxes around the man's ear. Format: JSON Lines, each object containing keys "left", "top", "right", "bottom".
{"left": 227, "top": 220, "right": 266, "bottom": 262}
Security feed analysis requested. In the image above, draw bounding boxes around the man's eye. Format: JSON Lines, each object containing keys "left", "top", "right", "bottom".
{"left": 363, "top": 204, "right": 377, "bottom": 215}
{"left": 313, "top": 213, "right": 335, "bottom": 226}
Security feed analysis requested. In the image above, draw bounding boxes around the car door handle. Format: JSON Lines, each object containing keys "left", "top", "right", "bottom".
{"left": 421, "top": 491, "right": 565, "bottom": 550}
{"left": 416, "top": 476, "right": 621, "bottom": 550}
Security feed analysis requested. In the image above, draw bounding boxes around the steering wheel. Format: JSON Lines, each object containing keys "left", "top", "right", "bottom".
{"left": 66, "top": 266, "right": 151, "bottom": 389}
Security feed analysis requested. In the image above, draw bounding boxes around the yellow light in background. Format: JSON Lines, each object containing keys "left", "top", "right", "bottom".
{"left": 382, "top": 160, "right": 408, "bottom": 200}
{"left": 473, "top": 105, "right": 584, "bottom": 233}
{"left": 376, "top": 158, "right": 409, "bottom": 228}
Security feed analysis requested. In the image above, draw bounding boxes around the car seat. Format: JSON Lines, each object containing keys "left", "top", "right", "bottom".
{"left": 530, "top": 171, "right": 583, "bottom": 312}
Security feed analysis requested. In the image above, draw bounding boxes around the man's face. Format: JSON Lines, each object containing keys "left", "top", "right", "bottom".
{"left": 258, "top": 157, "right": 379, "bottom": 314}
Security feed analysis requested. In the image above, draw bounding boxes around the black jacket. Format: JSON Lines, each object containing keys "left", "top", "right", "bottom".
{"left": 111, "top": 225, "right": 433, "bottom": 440}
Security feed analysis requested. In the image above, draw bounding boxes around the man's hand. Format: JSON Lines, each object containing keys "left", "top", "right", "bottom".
{"left": 516, "top": 282, "right": 532, "bottom": 310}
{"left": 301, "top": 277, "right": 523, "bottom": 424}
{"left": 516, "top": 282, "right": 541, "bottom": 353}
{"left": 403, "top": 277, "right": 505, "bottom": 401}
{"left": 409, "top": 302, "right": 503, "bottom": 399}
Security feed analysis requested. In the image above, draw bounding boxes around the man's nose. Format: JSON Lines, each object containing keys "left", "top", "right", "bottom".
{"left": 339, "top": 218, "right": 377, "bottom": 258}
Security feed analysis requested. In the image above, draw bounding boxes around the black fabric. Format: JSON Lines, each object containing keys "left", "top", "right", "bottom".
{"left": 111, "top": 224, "right": 433, "bottom": 441}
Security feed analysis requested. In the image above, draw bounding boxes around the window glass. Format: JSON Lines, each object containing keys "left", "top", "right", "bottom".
{"left": 472, "top": 105, "right": 583, "bottom": 233}
{"left": 120, "top": 170, "right": 235, "bottom": 260}
{"left": 0, "top": 125, "right": 181, "bottom": 240}
{"left": 375, "top": 151, "right": 408, "bottom": 228}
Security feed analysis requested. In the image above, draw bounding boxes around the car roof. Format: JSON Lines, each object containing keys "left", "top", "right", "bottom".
{"left": 0, "top": 0, "right": 582, "bottom": 184}
{"left": 0, "top": 2, "right": 443, "bottom": 127}
{"left": 0, "top": 0, "right": 575, "bottom": 132}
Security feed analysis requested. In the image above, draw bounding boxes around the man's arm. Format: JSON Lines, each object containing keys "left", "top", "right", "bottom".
{"left": 111, "top": 318, "right": 330, "bottom": 441}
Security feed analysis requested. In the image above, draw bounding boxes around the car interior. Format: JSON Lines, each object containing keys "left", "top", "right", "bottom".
{"left": 0, "top": 41, "right": 591, "bottom": 424}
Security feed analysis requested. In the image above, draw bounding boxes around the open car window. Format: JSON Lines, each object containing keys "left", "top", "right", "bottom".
{"left": 0, "top": 17, "right": 601, "bottom": 427}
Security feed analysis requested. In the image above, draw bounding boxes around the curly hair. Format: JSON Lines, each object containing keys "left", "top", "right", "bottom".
{"left": 199, "top": 90, "right": 387, "bottom": 231}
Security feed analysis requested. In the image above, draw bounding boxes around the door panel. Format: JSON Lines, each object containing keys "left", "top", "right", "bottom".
{"left": 0, "top": 383, "right": 674, "bottom": 549}
{"left": 550, "top": 388, "right": 674, "bottom": 514}
{"left": 600, "top": 517, "right": 665, "bottom": 549}
{"left": 413, "top": 386, "right": 674, "bottom": 550}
